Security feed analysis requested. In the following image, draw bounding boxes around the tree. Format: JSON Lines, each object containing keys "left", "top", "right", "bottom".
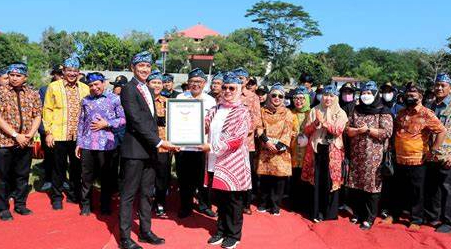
{"left": 246, "top": 1, "right": 321, "bottom": 83}
{"left": 122, "top": 30, "right": 160, "bottom": 66}
{"left": 0, "top": 34, "right": 20, "bottom": 68}
{"left": 41, "top": 27, "right": 75, "bottom": 68}
{"left": 165, "top": 33, "right": 196, "bottom": 73}
{"left": 326, "top": 43, "right": 355, "bottom": 76}
{"left": 292, "top": 53, "right": 334, "bottom": 85}
{"left": 81, "top": 31, "right": 127, "bottom": 70}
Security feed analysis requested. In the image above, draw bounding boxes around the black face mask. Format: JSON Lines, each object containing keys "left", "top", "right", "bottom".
{"left": 405, "top": 97, "right": 419, "bottom": 107}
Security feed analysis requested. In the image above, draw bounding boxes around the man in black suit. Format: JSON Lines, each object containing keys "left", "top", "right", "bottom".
{"left": 119, "top": 51, "right": 180, "bottom": 249}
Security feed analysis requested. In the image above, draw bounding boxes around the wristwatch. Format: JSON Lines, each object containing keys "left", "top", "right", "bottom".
{"left": 366, "top": 128, "right": 371, "bottom": 134}
{"left": 11, "top": 132, "right": 18, "bottom": 139}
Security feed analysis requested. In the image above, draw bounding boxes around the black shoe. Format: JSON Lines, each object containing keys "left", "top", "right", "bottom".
{"left": 14, "top": 206, "right": 33, "bottom": 215}
{"left": 66, "top": 197, "right": 78, "bottom": 204}
{"left": 155, "top": 205, "right": 166, "bottom": 217}
{"left": 0, "top": 210, "right": 13, "bottom": 221}
{"left": 207, "top": 234, "right": 224, "bottom": 245}
{"left": 359, "top": 221, "right": 372, "bottom": 230}
{"left": 200, "top": 208, "right": 217, "bottom": 218}
{"left": 270, "top": 208, "right": 280, "bottom": 216}
{"left": 178, "top": 209, "right": 192, "bottom": 219}
{"left": 80, "top": 206, "right": 91, "bottom": 216}
{"left": 138, "top": 231, "right": 165, "bottom": 245}
{"left": 221, "top": 237, "right": 239, "bottom": 249}
{"left": 243, "top": 208, "right": 252, "bottom": 215}
{"left": 350, "top": 216, "right": 359, "bottom": 224}
{"left": 256, "top": 206, "right": 267, "bottom": 213}
{"left": 436, "top": 224, "right": 451, "bottom": 233}
{"left": 52, "top": 201, "right": 63, "bottom": 210}
{"left": 120, "top": 238, "right": 143, "bottom": 249}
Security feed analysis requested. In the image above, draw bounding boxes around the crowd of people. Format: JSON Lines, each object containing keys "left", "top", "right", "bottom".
{"left": 0, "top": 51, "right": 451, "bottom": 249}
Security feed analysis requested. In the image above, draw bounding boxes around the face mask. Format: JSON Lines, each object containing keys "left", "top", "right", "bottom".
{"left": 405, "top": 97, "right": 419, "bottom": 107}
{"left": 316, "top": 94, "right": 322, "bottom": 101}
{"left": 341, "top": 93, "right": 354, "bottom": 102}
{"left": 360, "top": 94, "right": 375, "bottom": 105}
{"left": 382, "top": 92, "right": 394, "bottom": 102}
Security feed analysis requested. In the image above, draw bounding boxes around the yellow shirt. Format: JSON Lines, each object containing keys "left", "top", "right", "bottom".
{"left": 43, "top": 79, "right": 90, "bottom": 141}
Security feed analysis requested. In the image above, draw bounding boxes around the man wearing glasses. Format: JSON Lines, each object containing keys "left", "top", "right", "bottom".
{"left": 176, "top": 68, "right": 217, "bottom": 218}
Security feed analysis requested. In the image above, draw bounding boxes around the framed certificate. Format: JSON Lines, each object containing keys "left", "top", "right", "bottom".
{"left": 166, "top": 99, "right": 205, "bottom": 146}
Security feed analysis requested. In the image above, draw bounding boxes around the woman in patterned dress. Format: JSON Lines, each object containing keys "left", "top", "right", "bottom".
{"left": 256, "top": 83, "right": 295, "bottom": 216}
{"left": 301, "top": 84, "right": 348, "bottom": 222}
{"left": 290, "top": 86, "right": 311, "bottom": 212}
{"left": 346, "top": 81, "right": 393, "bottom": 230}
{"left": 197, "top": 72, "right": 251, "bottom": 249}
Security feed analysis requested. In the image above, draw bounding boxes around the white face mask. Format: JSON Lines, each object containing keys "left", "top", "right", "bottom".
{"left": 382, "top": 92, "right": 394, "bottom": 102}
{"left": 360, "top": 94, "right": 375, "bottom": 105}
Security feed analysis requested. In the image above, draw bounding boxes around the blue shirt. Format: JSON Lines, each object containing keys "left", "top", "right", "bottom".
{"left": 76, "top": 91, "right": 126, "bottom": 150}
{"left": 429, "top": 95, "right": 451, "bottom": 123}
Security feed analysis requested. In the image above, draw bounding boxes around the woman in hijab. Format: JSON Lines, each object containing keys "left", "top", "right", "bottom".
{"left": 197, "top": 72, "right": 251, "bottom": 249}
{"left": 301, "top": 84, "right": 348, "bottom": 222}
{"left": 256, "top": 83, "right": 295, "bottom": 216}
{"left": 339, "top": 82, "right": 356, "bottom": 116}
{"left": 290, "top": 86, "right": 311, "bottom": 212}
{"left": 346, "top": 81, "right": 393, "bottom": 230}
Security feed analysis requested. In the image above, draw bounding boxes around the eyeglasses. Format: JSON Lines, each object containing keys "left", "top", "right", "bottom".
{"left": 221, "top": 85, "right": 237, "bottom": 92}
{"left": 188, "top": 80, "right": 204, "bottom": 85}
{"left": 270, "top": 94, "right": 284, "bottom": 99}
{"left": 293, "top": 96, "right": 305, "bottom": 101}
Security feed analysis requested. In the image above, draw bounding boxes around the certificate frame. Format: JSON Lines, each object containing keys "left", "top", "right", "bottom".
{"left": 166, "top": 99, "right": 205, "bottom": 146}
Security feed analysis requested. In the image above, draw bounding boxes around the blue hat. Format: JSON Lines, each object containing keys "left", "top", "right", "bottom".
{"left": 188, "top": 68, "right": 207, "bottom": 80}
{"left": 322, "top": 84, "right": 339, "bottom": 96}
{"left": 0, "top": 67, "right": 8, "bottom": 76}
{"left": 270, "top": 83, "right": 285, "bottom": 94}
{"left": 232, "top": 67, "right": 249, "bottom": 78}
{"left": 86, "top": 72, "right": 106, "bottom": 84}
{"left": 147, "top": 70, "right": 163, "bottom": 82}
{"left": 222, "top": 72, "right": 242, "bottom": 84}
{"left": 212, "top": 72, "right": 224, "bottom": 81}
{"left": 8, "top": 63, "right": 28, "bottom": 76}
{"left": 294, "top": 86, "right": 309, "bottom": 95}
{"left": 63, "top": 56, "right": 80, "bottom": 69}
{"left": 162, "top": 73, "right": 174, "bottom": 83}
{"left": 436, "top": 73, "right": 451, "bottom": 84}
{"left": 360, "top": 81, "right": 378, "bottom": 94}
{"left": 131, "top": 51, "right": 152, "bottom": 65}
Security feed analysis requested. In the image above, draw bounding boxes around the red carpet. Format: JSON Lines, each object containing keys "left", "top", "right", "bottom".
{"left": 1, "top": 192, "right": 450, "bottom": 249}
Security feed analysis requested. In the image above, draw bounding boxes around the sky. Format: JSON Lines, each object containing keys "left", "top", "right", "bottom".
{"left": 0, "top": 0, "right": 450, "bottom": 53}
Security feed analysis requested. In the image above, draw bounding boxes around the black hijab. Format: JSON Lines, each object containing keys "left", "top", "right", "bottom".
{"left": 356, "top": 93, "right": 391, "bottom": 115}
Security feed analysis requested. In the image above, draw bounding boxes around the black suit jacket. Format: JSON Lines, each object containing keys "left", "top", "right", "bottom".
{"left": 120, "top": 78, "right": 161, "bottom": 159}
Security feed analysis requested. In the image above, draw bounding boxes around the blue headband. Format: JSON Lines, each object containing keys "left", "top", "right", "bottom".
{"left": 63, "top": 56, "right": 80, "bottom": 69}
{"left": 294, "top": 86, "right": 309, "bottom": 95}
{"left": 8, "top": 63, "right": 28, "bottom": 76}
{"left": 162, "top": 73, "right": 174, "bottom": 83}
{"left": 436, "top": 73, "right": 451, "bottom": 84}
{"left": 222, "top": 72, "right": 242, "bottom": 84}
{"left": 360, "top": 81, "right": 378, "bottom": 93}
{"left": 322, "top": 84, "right": 339, "bottom": 96}
{"left": 132, "top": 51, "right": 152, "bottom": 65}
{"left": 213, "top": 72, "right": 224, "bottom": 81}
{"left": 232, "top": 67, "right": 249, "bottom": 78}
{"left": 86, "top": 72, "right": 106, "bottom": 84}
{"left": 148, "top": 70, "right": 163, "bottom": 81}
{"left": 270, "top": 83, "right": 285, "bottom": 94}
{"left": 188, "top": 68, "right": 207, "bottom": 80}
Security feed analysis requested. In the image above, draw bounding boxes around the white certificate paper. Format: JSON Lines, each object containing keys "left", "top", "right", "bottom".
{"left": 167, "top": 99, "right": 204, "bottom": 146}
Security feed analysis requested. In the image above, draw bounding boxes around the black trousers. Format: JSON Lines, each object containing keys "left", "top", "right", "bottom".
{"left": 175, "top": 151, "right": 211, "bottom": 212}
{"left": 155, "top": 152, "right": 171, "bottom": 207}
{"left": 392, "top": 164, "right": 426, "bottom": 224}
{"left": 39, "top": 133, "right": 53, "bottom": 182}
{"left": 0, "top": 147, "right": 32, "bottom": 210}
{"left": 244, "top": 151, "right": 258, "bottom": 208}
{"left": 110, "top": 147, "right": 121, "bottom": 194}
{"left": 216, "top": 190, "right": 245, "bottom": 241}
{"left": 348, "top": 188, "right": 380, "bottom": 223}
{"left": 51, "top": 141, "right": 81, "bottom": 203}
{"left": 119, "top": 158, "right": 156, "bottom": 239}
{"left": 424, "top": 161, "right": 451, "bottom": 225}
{"left": 259, "top": 175, "right": 286, "bottom": 212}
{"left": 311, "top": 144, "right": 339, "bottom": 220}
{"left": 289, "top": 167, "right": 304, "bottom": 212}
{"left": 80, "top": 149, "right": 114, "bottom": 209}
